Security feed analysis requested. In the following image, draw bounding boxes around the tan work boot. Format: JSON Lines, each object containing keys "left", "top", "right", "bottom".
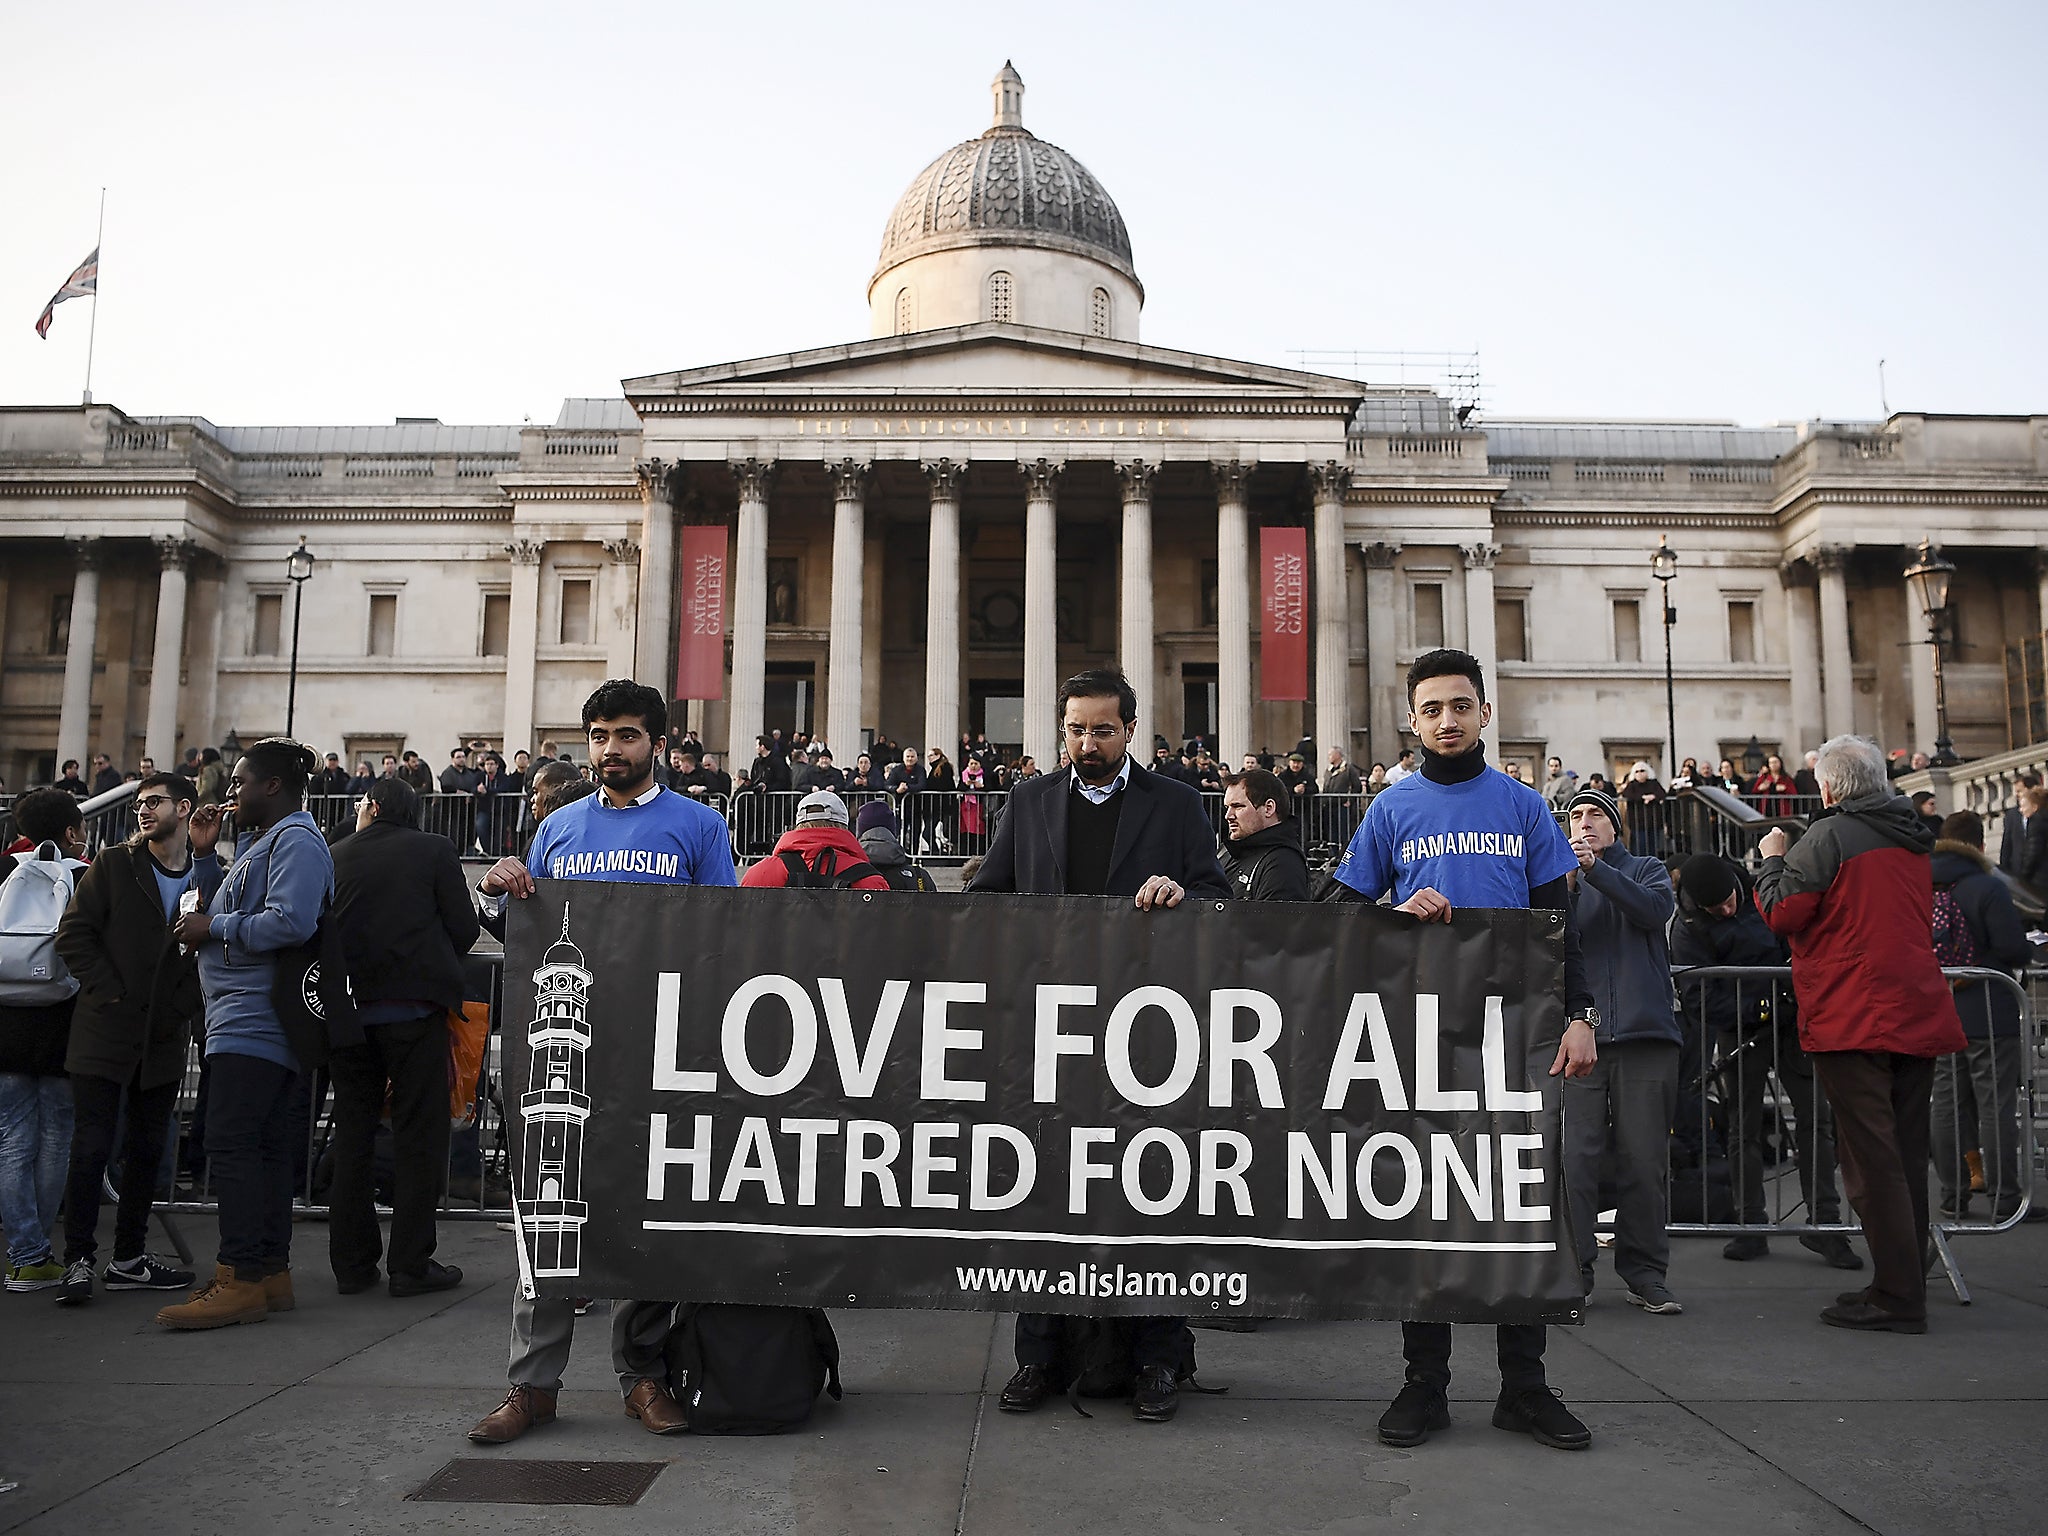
{"left": 156, "top": 1264, "right": 269, "bottom": 1330}
{"left": 262, "top": 1269, "right": 295, "bottom": 1313}
{"left": 468, "top": 1384, "right": 558, "bottom": 1444}
{"left": 624, "top": 1377, "right": 687, "bottom": 1434}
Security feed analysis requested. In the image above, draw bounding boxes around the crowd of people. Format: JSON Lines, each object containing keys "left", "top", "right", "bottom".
{"left": 0, "top": 653, "right": 2035, "bottom": 1459}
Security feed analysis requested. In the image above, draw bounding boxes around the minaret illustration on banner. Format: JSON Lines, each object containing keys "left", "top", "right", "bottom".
{"left": 516, "top": 902, "right": 593, "bottom": 1277}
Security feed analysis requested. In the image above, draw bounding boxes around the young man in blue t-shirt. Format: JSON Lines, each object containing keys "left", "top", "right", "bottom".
{"left": 1333, "top": 649, "right": 1600, "bottom": 1453}
{"left": 468, "top": 679, "right": 736, "bottom": 1447}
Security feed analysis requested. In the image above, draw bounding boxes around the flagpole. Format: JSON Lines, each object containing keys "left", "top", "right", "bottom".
{"left": 81, "top": 187, "right": 105, "bottom": 406}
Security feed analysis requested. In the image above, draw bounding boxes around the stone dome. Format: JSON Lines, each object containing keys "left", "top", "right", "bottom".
{"left": 873, "top": 63, "right": 1140, "bottom": 294}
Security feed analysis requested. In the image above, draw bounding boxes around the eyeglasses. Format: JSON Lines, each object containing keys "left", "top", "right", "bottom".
{"left": 135, "top": 796, "right": 178, "bottom": 812}
{"left": 1064, "top": 724, "right": 1124, "bottom": 742}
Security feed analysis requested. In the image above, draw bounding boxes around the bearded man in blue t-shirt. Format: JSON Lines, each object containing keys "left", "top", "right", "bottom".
{"left": 1333, "top": 649, "right": 1600, "bottom": 1453}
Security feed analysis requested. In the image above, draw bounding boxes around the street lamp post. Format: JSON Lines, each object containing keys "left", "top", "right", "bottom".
{"left": 1902, "top": 538, "right": 1958, "bottom": 767}
{"left": 284, "top": 535, "right": 315, "bottom": 739}
{"left": 1651, "top": 535, "right": 1679, "bottom": 779}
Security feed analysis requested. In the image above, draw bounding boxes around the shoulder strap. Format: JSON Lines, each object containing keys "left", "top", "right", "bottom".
{"left": 777, "top": 850, "right": 812, "bottom": 884}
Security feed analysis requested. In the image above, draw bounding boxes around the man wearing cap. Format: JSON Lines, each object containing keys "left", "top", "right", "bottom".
{"left": 1559, "top": 784, "right": 1682, "bottom": 1313}
{"left": 1277, "top": 749, "right": 1317, "bottom": 828}
{"left": 741, "top": 791, "right": 890, "bottom": 890}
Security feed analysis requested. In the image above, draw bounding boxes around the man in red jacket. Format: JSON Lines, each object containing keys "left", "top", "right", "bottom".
{"left": 1755, "top": 734, "right": 1965, "bottom": 1334}
{"left": 740, "top": 791, "right": 890, "bottom": 891}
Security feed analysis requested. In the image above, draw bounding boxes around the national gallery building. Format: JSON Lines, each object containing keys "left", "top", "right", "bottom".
{"left": 3, "top": 65, "right": 2045, "bottom": 789}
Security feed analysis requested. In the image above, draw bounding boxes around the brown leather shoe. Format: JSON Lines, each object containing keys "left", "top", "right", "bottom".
{"left": 156, "top": 1264, "right": 269, "bottom": 1330}
{"left": 263, "top": 1270, "right": 295, "bottom": 1313}
{"left": 468, "top": 1384, "right": 558, "bottom": 1444}
{"left": 624, "top": 1377, "right": 687, "bottom": 1434}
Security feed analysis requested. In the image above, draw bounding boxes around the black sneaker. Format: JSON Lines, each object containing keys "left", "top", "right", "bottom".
{"left": 53, "top": 1258, "right": 95, "bottom": 1306}
{"left": 1721, "top": 1235, "right": 1769, "bottom": 1261}
{"left": 1799, "top": 1234, "right": 1863, "bottom": 1270}
{"left": 104, "top": 1254, "right": 195, "bottom": 1292}
{"left": 388, "top": 1259, "right": 463, "bottom": 1297}
{"left": 1377, "top": 1381, "right": 1451, "bottom": 1447}
{"left": 1492, "top": 1386, "right": 1591, "bottom": 1451}
{"left": 998, "top": 1364, "right": 1052, "bottom": 1413}
{"left": 1131, "top": 1365, "right": 1179, "bottom": 1423}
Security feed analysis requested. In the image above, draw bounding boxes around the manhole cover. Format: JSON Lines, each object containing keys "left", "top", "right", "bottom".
{"left": 407, "top": 1459, "right": 666, "bottom": 1506}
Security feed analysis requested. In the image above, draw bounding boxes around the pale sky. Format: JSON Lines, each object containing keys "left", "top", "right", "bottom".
{"left": 3, "top": 0, "right": 2042, "bottom": 429}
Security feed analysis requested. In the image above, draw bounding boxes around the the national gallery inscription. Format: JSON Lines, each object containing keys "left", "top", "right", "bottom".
{"left": 789, "top": 415, "right": 1194, "bottom": 439}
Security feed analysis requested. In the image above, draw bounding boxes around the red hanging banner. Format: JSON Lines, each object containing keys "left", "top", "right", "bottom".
{"left": 1260, "top": 526, "right": 1309, "bottom": 701}
{"left": 675, "top": 526, "right": 727, "bottom": 700}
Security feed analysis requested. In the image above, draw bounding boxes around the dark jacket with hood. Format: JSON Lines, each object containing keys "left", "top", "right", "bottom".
{"left": 1568, "top": 839, "right": 1678, "bottom": 1045}
{"left": 54, "top": 839, "right": 226, "bottom": 1089}
{"left": 1929, "top": 838, "right": 2032, "bottom": 1038}
{"left": 1754, "top": 791, "right": 1965, "bottom": 1057}
{"left": 1221, "top": 819, "right": 1311, "bottom": 902}
{"left": 1670, "top": 875, "right": 1792, "bottom": 1043}
{"left": 858, "top": 823, "right": 938, "bottom": 892}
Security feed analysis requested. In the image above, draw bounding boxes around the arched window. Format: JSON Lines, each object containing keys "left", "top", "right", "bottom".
{"left": 988, "top": 270, "right": 1014, "bottom": 323}
{"left": 895, "top": 287, "right": 914, "bottom": 335}
{"left": 1090, "top": 287, "right": 1112, "bottom": 337}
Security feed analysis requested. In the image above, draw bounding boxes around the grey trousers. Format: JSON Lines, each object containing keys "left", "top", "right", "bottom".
{"left": 506, "top": 1290, "right": 675, "bottom": 1398}
{"left": 1931, "top": 1037, "right": 2023, "bottom": 1208}
{"left": 1563, "top": 1040, "right": 1678, "bottom": 1290}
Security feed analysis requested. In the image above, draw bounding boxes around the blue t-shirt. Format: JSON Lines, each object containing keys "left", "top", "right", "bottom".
{"left": 1333, "top": 766, "right": 1575, "bottom": 908}
{"left": 146, "top": 853, "right": 197, "bottom": 923}
{"left": 526, "top": 787, "right": 738, "bottom": 888}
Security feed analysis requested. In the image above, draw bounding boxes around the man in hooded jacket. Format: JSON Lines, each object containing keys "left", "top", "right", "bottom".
{"left": 1220, "top": 769, "right": 1310, "bottom": 902}
{"left": 741, "top": 791, "right": 889, "bottom": 891}
{"left": 853, "top": 801, "right": 937, "bottom": 892}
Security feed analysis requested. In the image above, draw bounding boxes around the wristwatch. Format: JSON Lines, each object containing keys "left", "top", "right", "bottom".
{"left": 1567, "top": 1007, "right": 1600, "bottom": 1030}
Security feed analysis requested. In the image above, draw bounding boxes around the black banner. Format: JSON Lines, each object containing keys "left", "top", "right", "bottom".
{"left": 503, "top": 886, "right": 1581, "bottom": 1324}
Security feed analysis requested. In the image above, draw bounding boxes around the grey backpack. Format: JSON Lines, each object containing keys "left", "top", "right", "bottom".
{"left": 0, "top": 843, "right": 86, "bottom": 1004}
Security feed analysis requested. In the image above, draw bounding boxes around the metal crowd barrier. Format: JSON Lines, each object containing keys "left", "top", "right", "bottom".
{"left": 1669, "top": 962, "right": 2034, "bottom": 1303}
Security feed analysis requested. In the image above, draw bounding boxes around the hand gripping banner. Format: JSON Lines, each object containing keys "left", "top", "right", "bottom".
{"left": 503, "top": 886, "right": 1582, "bottom": 1325}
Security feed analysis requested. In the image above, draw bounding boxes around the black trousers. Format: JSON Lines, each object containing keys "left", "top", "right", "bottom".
{"left": 327, "top": 1010, "right": 451, "bottom": 1281}
{"left": 1812, "top": 1051, "right": 1935, "bottom": 1319}
{"left": 1401, "top": 1322, "right": 1547, "bottom": 1394}
{"left": 63, "top": 1071, "right": 178, "bottom": 1266}
{"left": 205, "top": 1052, "right": 298, "bottom": 1280}
{"left": 1015, "top": 1312, "right": 1187, "bottom": 1374}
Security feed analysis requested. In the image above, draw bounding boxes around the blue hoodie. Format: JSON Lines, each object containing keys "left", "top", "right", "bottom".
{"left": 1569, "top": 840, "right": 1679, "bottom": 1046}
{"left": 199, "top": 809, "right": 335, "bottom": 1070}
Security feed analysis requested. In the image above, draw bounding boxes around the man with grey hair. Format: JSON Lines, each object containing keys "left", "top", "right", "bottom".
{"left": 1755, "top": 735, "right": 1965, "bottom": 1334}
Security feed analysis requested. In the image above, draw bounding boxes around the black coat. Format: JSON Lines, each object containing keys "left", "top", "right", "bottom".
{"left": 1930, "top": 842, "right": 2032, "bottom": 1037}
{"left": 1221, "top": 821, "right": 1310, "bottom": 902}
{"left": 1669, "top": 888, "right": 1789, "bottom": 1041}
{"left": 330, "top": 818, "right": 479, "bottom": 1014}
{"left": 968, "top": 763, "right": 1232, "bottom": 900}
{"left": 54, "top": 841, "right": 225, "bottom": 1089}
{"left": 1996, "top": 808, "right": 2047, "bottom": 890}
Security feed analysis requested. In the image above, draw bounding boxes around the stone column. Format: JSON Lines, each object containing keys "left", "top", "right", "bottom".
{"left": 1361, "top": 542, "right": 1402, "bottom": 765}
{"left": 1213, "top": 461, "right": 1253, "bottom": 764}
{"left": 0, "top": 565, "right": 11, "bottom": 712}
{"left": 502, "top": 539, "right": 545, "bottom": 753}
{"left": 1309, "top": 462, "right": 1350, "bottom": 761}
{"left": 634, "top": 459, "right": 677, "bottom": 687}
{"left": 56, "top": 537, "right": 102, "bottom": 775}
{"left": 1815, "top": 545, "right": 1854, "bottom": 740}
{"left": 1904, "top": 571, "right": 1941, "bottom": 760}
{"left": 1022, "top": 459, "right": 1062, "bottom": 768}
{"left": 728, "top": 459, "right": 774, "bottom": 760}
{"left": 145, "top": 537, "right": 193, "bottom": 766}
{"left": 1117, "top": 460, "right": 1157, "bottom": 754}
{"left": 923, "top": 459, "right": 964, "bottom": 755}
{"left": 1780, "top": 561, "right": 1823, "bottom": 756}
{"left": 1462, "top": 543, "right": 1501, "bottom": 754}
{"left": 602, "top": 538, "right": 641, "bottom": 682}
{"left": 826, "top": 458, "right": 869, "bottom": 757}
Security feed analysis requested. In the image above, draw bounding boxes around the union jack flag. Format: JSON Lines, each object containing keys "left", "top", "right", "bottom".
{"left": 34, "top": 247, "right": 98, "bottom": 339}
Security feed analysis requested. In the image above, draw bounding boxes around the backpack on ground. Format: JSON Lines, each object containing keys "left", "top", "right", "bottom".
{"left": 879, "top": 860, "right": 938, "bottom": 893}
{"left": 776, "top": 847, "right": 881, "bottom": 890}
{"left": 0, "top": 842, "right": 87, "bottom": 1004}
{"left": 1930, "top": 882, "right": 1978, "bottom": 984}
{"left": 1048, "top": 1317, "right": 1222, "bottom": 1414}
{"left": 663, "top": 1303, "right": 842, "bottom": 1434}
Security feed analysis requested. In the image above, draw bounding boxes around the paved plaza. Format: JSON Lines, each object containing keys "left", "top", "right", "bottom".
{"left": 3, "top": 1210, "right": 2043, "bottom": 1534}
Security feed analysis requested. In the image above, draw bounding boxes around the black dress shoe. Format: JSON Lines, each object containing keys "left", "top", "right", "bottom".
{"left": 1799, "top": 1234, "right": 1864, "bottom": 1270}
{"left": 388, "top": 1259, "right": 464, "bottom": 1297}
{"left": 1377, "top": 1381, "right": 1450, "bottom": 1447}
{"left": 1131, "top": 1365, "right": 1179, "bottom": 1423}
{"left": 1820, "top": 1300, "right": 1926, "bottom": 1334}
{"left": 1492, "top": 1386, "right": 1591, "bottom": 1451}
{"left": 1721, "top": 1235, "right": 1769, "bottom": 1261}
{"left": 1835, "top": 1286, "right": 1871, "bottom": 1308}
{"left": 999, "top": 1364, "right": 1052, "bottom": 1413}
{"left": 334, "top": 1269, "right": 380, "bottom": 1295}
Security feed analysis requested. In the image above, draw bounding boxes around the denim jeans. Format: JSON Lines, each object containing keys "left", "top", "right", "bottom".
{"left": 204, "top": 1052, "right": 298, "bottom": 1280}
{"left": 0, "top": 1072, "right": 75, "bottom": 1267}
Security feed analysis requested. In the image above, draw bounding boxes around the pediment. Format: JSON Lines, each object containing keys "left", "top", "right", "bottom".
{"left": 623, "top": 323, "right": 1365, "bottom": 413}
